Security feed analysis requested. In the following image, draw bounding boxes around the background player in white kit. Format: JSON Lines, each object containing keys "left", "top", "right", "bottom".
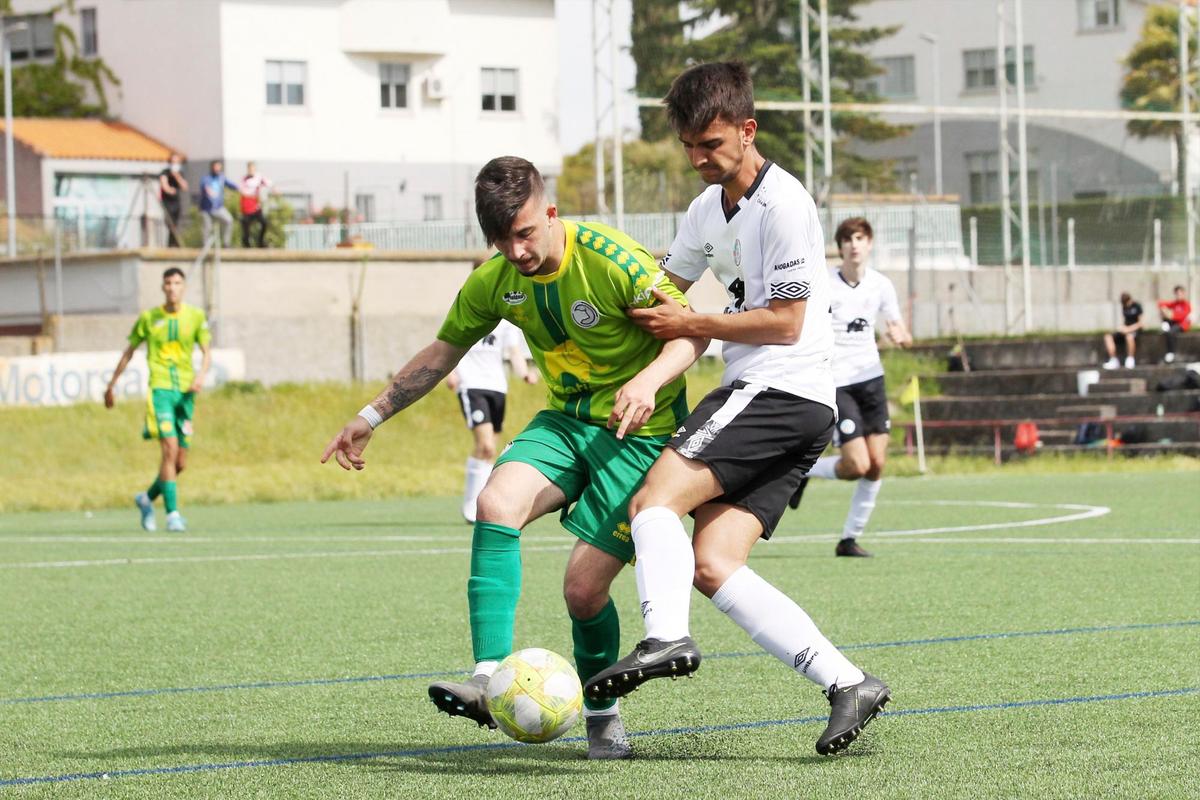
{"left": 446, "top": 317, "right": 536, "bottom": 523}
{"left": 789, "top": 217, "right": 912, "bottom": 558}
{"left": 583, "top": 62, "right": 890, "bottom": 757}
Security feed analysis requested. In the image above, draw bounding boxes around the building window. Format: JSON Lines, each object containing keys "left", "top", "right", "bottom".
{"left": 423, "top": 194, "right": 443, "bottom": 221}
{"left": 380, "top": 63, "right": 410, "bottom": 109}
{"left": 8, "top": 13, "right": 56, "bottom": 62}
{"left": 963, "top": 46, "right": 1034, "bottom": 91}
{"left": 481, "top": 67, "right": 518, "bottom": 112}
{"left": 867, "top": 55, "right": 916, "bottom": 98}
{"left": 966, "top": 151, "right": 1039, "bottom": 204}
{"left": 1078, "top": 0, "right": 1119, "bottom": 30}
{"left": 266, "top": 60, "right": 306, "bottom": 107}
{"left": 354, "top": 193, "right": 376, "bottom": 222}
{"left": 80, "top": 8, "right": 97, "bottom": 56}
{"left": 963, "top": 48, "right": 997, "bottom": 90}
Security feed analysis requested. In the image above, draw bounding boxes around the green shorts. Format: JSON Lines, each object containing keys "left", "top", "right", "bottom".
{"left": 495, "top": 410, "right": 669, "bottom": 563}
{"left": 142, "top": 388, "right": 196, "bottom": 448}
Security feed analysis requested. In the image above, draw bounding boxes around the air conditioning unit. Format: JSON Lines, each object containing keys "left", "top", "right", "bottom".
{"left": 425, "top": 75, "right": 447, "bottom": 101}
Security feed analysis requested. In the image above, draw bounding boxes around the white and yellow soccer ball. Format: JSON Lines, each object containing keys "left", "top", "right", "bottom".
{"left": 485, "top": 648, "right": 583, "bottom": 743}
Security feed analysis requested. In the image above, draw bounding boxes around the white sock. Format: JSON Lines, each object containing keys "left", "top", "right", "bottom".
{"left": 631, "top": 506, "right": 694, "bottom": 641}
{"left": 462, "top": 456, "right": 492, "bottom": 522}
{"left": 711, "top": 566, "right": 864, "bottom": 690}
{"left": 582, "top": 700, "right": 620, "bottom": 718}
{"left": 473, "top": 660, "right": 498, "bottom": 679}
{"left": 809, "top": 455, "right": 840, "bottom": 480}
{"left": 843, "top": 478, "right": 882, "bottom": 539}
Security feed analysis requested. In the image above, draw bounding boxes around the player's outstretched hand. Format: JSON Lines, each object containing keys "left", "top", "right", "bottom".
{"left": 321, "top": 416, "right": 374, "bottom": 471}
{"left": 627, "top": 288, "right": 691, "bottom": 339}
{"left": 103, "top": 385, "right": 115, "bottom": 409}
{"left": 608, "top": 374, "right": 657, "bottom": 440}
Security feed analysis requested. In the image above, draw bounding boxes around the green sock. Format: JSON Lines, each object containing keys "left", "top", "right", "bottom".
{"left": 468, "top": 522, "right": 521, "bottom": 664}
{"left": 572, "top": 598, "right": 621, "bottom": 712}
{"left": 146, "top": 478, "right": 164, "bottom": 501}
{"left": 163, "top": 481, "right": 178, "bottom": 514}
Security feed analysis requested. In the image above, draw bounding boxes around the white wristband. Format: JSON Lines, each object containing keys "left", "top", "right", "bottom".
{"left": 358, "top": 404, "right": 384, "bottom": 430}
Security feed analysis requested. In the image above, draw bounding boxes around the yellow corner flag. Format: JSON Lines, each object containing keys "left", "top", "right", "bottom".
{"left": 899, "top": 376, "right": 920, "bottom": 407}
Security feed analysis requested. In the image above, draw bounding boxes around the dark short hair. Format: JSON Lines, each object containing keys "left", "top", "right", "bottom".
{"left": 1175, "top": 285, "right": 1186, "bottom": 293}
{"left": 210, "top": 159, "right": 222, "bottom": 170}
{"left": 835, "top": 217, "right": 874, "bottom": 247}
{"left": 163, "top": 267, "right": 185, "bottom": 281}
{"left": 1120, "top": 292, "right": 1131, "bottom": 304}
{"left": 475, "top": 156, "right": 545, "bottom": 245}
{"left": 663, "top": 61, "right": 755, "bottom": 135}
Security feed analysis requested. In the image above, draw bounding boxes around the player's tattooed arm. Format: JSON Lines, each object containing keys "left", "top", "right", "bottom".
{"left": 369, "top": 340, "right": 468, "bottom": 422}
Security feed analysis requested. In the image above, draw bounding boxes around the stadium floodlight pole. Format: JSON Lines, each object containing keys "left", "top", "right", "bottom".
{"left": 1014, "top": 0, "right": 1033, "bottom": 332}
{"left": 609, "top": 0, "right": 623, "bottom": 230}
{"left": 819, "top": 0, "right": 833, "bottom": 231}
{"left": 2, "top": 21, "right": 26, "bottom": 259}
{"left": 919, "top": 33, "right": 943, "bottom": 196}
{"left": 1181, "top": 0, "right": 1196, "bottom": 306}
{"left": 997, "top": 0, "right": 1014, "bottom": 332}
{"left": 800, "top": 0, "right": 814, "bottom": 191}
{"left": 591, "top": 0, "right": 607, "bottom": 214}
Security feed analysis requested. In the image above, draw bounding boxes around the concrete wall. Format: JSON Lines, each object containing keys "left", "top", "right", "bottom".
{"left": 1, "top": 248, "right": 1190, "bottom": 384}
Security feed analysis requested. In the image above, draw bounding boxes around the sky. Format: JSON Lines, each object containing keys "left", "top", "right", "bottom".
{"left": 555, "top": 0, "right": 640, "bottom": 154}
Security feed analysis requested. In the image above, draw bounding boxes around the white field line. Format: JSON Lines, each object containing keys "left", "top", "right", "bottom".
{"left": 0, "top": 544, "right": 572, "bottom": 570}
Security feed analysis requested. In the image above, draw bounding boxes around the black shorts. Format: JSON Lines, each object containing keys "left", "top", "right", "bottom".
{"left": 667, "top": 381, "right": 834, "bottom": 538}
{"left": 833, "top": 375, "right": 890, "bottom": 445}
{"left": 457, "top": 389, "right": 506, "bottom": 431}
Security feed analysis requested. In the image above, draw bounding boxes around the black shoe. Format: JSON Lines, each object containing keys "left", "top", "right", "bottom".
{"left": 428, "top": 674, "right": 497, "bottom": 729}
{"left": 815, "top": 672, "right": 890, "bottom": 755}
{"left": 788, "top": 477, "right": 810, "bottom": 510}
{"left": 836, "top": 538, "right": 872, "bottom": 558}
{"left": 583, "top": 637, "right": 701, "bottom": 702}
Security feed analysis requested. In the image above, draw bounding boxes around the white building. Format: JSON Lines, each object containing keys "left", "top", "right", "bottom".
{"left": 8, "top": 0, "right": 562, "bottom": 223}
{"left": 851, "top": 0, "right": 1176, "bottom": 203}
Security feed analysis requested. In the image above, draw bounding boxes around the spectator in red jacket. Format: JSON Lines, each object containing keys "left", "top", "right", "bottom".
{"left": 1158, "top": 285, "right": 1193, "bottom": 364}
{"left": 239, "top": 162, "right": 272, "bottom": 248}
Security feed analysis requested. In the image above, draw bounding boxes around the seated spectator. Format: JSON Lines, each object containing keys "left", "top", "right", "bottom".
{"left": 1157, "top": 285, "right": 1192, "bottom": 364}
{"left": 1103, "top": 292, "right": 1143, "bottom": 369}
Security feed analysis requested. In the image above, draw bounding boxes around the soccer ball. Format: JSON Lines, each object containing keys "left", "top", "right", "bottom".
{"left": 485, "top": 648, "right": 583, "bottom": 743}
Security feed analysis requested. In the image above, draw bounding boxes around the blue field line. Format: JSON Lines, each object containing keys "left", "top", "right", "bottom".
{"left": 4, "top": 620, "right": 1196, "bottom": 707}
{"left": 2, "top": 686, "right": 1196, "bottom": 787}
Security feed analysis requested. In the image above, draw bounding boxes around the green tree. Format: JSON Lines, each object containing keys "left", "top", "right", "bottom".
{"left": 557, "top": 137, "right": 703, "bottom": 214}
{"left": 630, "top": 0, "right": 910, "bottom": 193}
{"left": 1120, "top": 3, "right": 1196, "bottom": 196}
{"left": 0, "top": 0, "right": 120, "bottom": 117}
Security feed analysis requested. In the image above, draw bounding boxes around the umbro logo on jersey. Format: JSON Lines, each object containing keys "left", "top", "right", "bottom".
{"left": 704, "top": 242, "right": 714, "bottom": 258}
{"left": 502, "top": 291, "right": 527, "bottom": 305}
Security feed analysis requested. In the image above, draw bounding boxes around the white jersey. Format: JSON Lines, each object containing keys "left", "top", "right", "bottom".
{"left": 454, "top": 319, "right": 526, "bottom": 393}
{"left": 663, "top": 161, "right": 835, "bottom": 410}
{"left": 828, "top": 266, "right": 903, "bottom": 387}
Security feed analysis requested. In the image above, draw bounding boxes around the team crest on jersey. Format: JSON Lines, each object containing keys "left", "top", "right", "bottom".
{"left": 733, "top": 238, "right": 742, "bottom": 267}
{"left": 502, "top": 291, "right": 527, "bottom": 305}
{"left": 571, "top": 300, "right": 600, "bottom": 328}
{"left": 847, "top": 317, "right": 870, "bottom": 332}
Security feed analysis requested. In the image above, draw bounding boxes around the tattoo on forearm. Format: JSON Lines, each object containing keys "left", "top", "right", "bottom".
{"left": 373, "top": 366, "right": 446, "bottom": 419}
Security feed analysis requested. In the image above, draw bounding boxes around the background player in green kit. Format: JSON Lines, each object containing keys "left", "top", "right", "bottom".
{"left": 322, "top": 156, "right": 706, "bottom": 759}
{"left": 105, "top": 267, "right": 212, "bottom": 533}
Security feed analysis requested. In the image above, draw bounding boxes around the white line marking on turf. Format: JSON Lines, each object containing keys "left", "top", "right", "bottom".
{"left": 870, "top": 536, "right": 1200, "bottom": 545}
{"left": 0, "top": 544, "right": 573, "bottom": 570}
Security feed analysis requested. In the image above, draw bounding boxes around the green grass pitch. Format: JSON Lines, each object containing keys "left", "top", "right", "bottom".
{"left": 2, "top": 470, "right": 1197, "bottom": 798}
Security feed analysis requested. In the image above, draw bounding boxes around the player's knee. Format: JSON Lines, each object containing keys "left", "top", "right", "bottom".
{"left": 474, "top": 485, "right": 521, "bottom": 527}
{"left": 866, "top": 455, "right": 885, "bottom": 480}
{"left": 692, "top": 554, "right": 738, "bottom": 598}
{"left": 562, "top": 580, "right": 608, "bottom": 620}
{"left": 161, "top": 438, "right": 179, "bottom": 457}
{"left": 841, "top": 451, "right": 869, "bottom": 478}
{"left": 475, "top": 441, "right": 498, "bottom": 461}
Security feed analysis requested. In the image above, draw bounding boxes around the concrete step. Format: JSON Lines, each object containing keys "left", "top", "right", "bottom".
{"left": 0, "top": 335, "right": 53, "bottom": 356}
{"left": 918, "top": 418, "right": 1200, "bottom": 447}
{"left": 921, "top": 391, "right": 1200, "bottom": 421}
{"left": 911, "top": 332, "right": 1200, "bottom": 371}
{"left": 1054, "top": 404, "right": 1118, "bottom": 419}
{"left": 1091, "top": 378, "right": 1146, "bottom": 394}
{"left": 933, "top": 365, "right": 1190, "bottom": 397}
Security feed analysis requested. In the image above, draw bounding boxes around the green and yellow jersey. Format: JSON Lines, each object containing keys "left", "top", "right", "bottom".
{"left": 128, "top": 303, "right": 211, "bottom": 392}
{"left": 438, "top": 220, "right": 690, "bottom": 436}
